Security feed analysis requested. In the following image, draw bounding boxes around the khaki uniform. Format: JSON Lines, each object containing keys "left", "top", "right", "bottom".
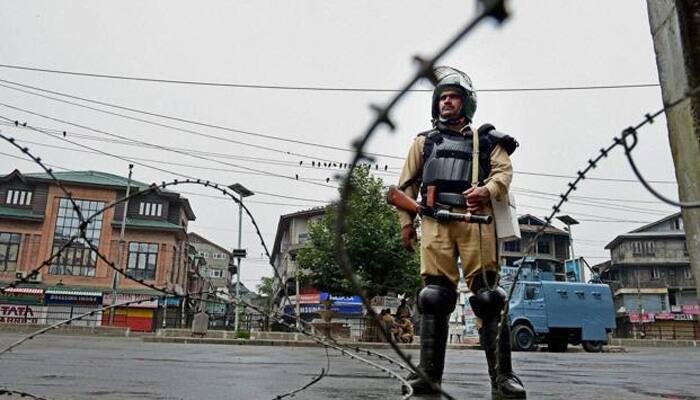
{"left": 397, "top": 125, "right": 513, "bottom": 289}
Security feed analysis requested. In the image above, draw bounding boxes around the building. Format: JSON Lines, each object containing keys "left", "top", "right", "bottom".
{"left": 600, "top": 213, "right": 698, "bottom": 339}
{"left": 187, "top": 232, "right": 233, "bottom": 324}
{"left": 0, "top": 170, "right": 196, "bottom": 331}
{"left": 270, "top": 207, "right": 325, "bottom": 303}
{"left": 602, "top": 213, "right": 696, "bottom": 312}
{"left": 499, "top": 214, "right": 571, "bottom": 279}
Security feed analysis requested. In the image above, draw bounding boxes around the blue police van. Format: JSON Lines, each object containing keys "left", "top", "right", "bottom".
{"left": 502, "top": 264, "right": 616, "bottom": 353}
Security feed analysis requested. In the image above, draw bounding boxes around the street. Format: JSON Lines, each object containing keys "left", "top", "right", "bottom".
{"left": 0, "top": 334, "right": 698, "bottom": 400}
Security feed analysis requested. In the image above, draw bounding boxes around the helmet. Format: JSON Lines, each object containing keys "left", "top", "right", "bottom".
{"left": 431, "top": 66, "right": 477, "bottom": 122}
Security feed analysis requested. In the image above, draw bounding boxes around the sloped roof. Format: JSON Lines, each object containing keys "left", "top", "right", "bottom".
{"left": 0, "top": 205, "right": 44, "bottom": 221}
{"left": 24, "top": 170, "right": 153, "bottom": 190}
{"left": 605, "top": 212, "right": 685, "bottom": 249}
{"left": 629, "top": 212, "right": 682, "bottom": 233}
{"left": 187, "top": 232, "right": 232, "bottom": 256}
{"left": 3, "top": 170, "right": 196, "bottom": 221}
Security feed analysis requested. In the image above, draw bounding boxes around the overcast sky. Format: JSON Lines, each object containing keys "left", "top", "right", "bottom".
{"left": 0, "top": 1, "right": 681, "bottom": 290}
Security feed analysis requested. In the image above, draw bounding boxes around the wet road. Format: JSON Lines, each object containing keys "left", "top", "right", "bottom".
{"left": 0, "top": 333, "right": 698, "bottom": 399}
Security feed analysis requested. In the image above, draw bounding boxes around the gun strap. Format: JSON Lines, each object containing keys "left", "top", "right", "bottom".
{"left": 471, "top": 126, "right": 480, "bottom": 187}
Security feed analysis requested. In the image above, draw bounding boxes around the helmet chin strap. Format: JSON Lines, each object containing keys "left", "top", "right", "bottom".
{"left": 438, "top": 116, "right": 467, "bottom": 126}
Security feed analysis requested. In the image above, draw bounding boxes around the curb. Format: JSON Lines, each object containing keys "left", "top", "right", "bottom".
{"left": 142, "top": 336, "right": 483, "bottom": 350}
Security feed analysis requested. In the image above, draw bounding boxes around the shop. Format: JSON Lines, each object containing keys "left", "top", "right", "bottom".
{"left": 0, "top": 287, "right": 47, "bottom": 325}
{"left": 44, "top": 287, "right": 103, "bottom": 327}
{"left": 102, "top": 292, "right": 159, "bottom": 331}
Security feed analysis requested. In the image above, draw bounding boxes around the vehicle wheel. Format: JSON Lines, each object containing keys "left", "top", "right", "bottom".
{"left": 582, "top": 341, "right": 604, "bottom": 353}
{"left": 547, "top": 336, "right": 568, "bottom": 352}
{"left": 511, "top": 324, "right": 536, "bottom": 351}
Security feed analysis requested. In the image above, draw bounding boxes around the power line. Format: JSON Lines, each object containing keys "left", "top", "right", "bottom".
{"left": 0, "top": 79, "right": 401, "bottom": 160}
{"left": 0, "top": 63, "right": 660, "bottom": 92}
{"left": 0, "top": 104, "right": 337, "bottom": 189}
{"left": 0, "top": 81, "right": 678, "bottom": 185}
{"left": 0, "top": 149, "right": 327, "bottom": 209}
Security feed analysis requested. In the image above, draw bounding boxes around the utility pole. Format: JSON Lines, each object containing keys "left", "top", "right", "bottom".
{"left": 295, "top": 264, "right": 301, "bottom": 330}
{"left": 647, "top": 1, "right": 700, "bottom": 303}
{"left": 229, "top": 183, "right": 254, "bottom": 333}
{"left": 110, "top": 164, "right": 133, "bottom": 325}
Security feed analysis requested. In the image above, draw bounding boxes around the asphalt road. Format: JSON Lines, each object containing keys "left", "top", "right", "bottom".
{"left": 0, "top": 333, "right": 698, "bottom": 400}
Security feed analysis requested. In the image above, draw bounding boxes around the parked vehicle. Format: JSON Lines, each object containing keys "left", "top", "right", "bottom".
{"left": 508, "top": 280, "right": 616, "bottom": 352}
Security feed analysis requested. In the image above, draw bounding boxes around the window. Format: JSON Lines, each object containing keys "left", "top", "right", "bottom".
{"left": 524, "top": 284, "right": 541, "bottom": 300}
{"left": 127, "top": 242, "right": 159, "bottom": 280}
{"left": 683, "top": 242, "right": 689, "bottom": 256}
{"left": 683, "top": 267, "right": 693, "bottom": 280}
{"left": 50, "top": 199, "right": 105, "bottom": 277}
{"left": 650, "top": 266, "right": 662, "bottom": 280}
{"left": 138, "top": 202, "right": 163, "bottom": 217}
{"left": 212, "top": 253, "right": 226, "bottom": 260}
{"left": 503, "top": 240, "right": 520, "bottom": 252}
{"left": 0, "top": 232, "right": 21, "bottom": 272}
{"left": 209, "top": 269, "right": 223, "bottom": 278}
{"left": 198, "top": 251, "right": 209, "bottom": 258}
{"left": 536, "top": 239, "right": 550, "bottom": 255}
{"left": 632, "top": 241, "right": 643, "bottom": 255}
{"left": 298, "top": 232, "right": 309, "bottom": 244}
{"left": 5, "top": 189, "right": 32, "bottom": 206}
{"left": 673, "top": 218, "right": 683, "bottom": 231}
{"left": 644, "top": 242, "right": 655, "bottom": 256}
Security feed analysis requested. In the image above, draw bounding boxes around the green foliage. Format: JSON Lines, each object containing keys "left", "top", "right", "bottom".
{"left": 296, "top": 167, "right": 421, "bottom": 298}
{"left": 235, "top": 330, "right": 251, "bottom": 339}
{"left": 256, "top": 276, "right": 274, "bottom": 314}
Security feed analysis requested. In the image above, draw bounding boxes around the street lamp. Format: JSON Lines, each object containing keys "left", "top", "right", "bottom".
{"left": 556, "top": 215, "right": 580, "bottom": 282}
{"left": 228, "top": 183, "right": 254, "bottom": 333}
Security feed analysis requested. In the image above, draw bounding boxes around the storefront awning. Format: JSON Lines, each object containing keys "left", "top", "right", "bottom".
{"left": 3, "top": 287, "right": 43, "bottom": 295}
{"left": 45, "top": 288, "right": 102, "bottom": 297}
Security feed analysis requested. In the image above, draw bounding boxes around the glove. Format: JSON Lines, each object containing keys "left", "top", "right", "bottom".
{"left": 401, "top": 224, "right": 417, "bottom": 252}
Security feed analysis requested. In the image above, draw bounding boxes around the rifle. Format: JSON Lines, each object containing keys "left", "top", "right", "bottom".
{"left": 387, "top": 185, "right": 492, "bottom": 224}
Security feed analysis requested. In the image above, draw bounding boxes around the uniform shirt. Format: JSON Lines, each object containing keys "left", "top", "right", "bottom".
{"left": 397, "top": 125, "right": 513, "bottom": 228}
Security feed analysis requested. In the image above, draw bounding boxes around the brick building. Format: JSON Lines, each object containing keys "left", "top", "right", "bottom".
{"left": 0, "top": 170, "right": 196, "bottom": 331}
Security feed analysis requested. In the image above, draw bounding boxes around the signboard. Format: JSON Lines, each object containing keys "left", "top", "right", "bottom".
{"left": 103, "top": 293, "right": 158, "bottom": 309}
{"left": 628, "top": 311, "right": 654, "bottom": 323}
{"left": 46, "top": 293, "right": 102, "bottom": 305}
{"left": 286, "top": 303, "right": 363, "bottom": 315}
{"left": 320, "top": 293, "right": 363, "bottom": 305}
{"left": 654, "top": 312, "right": 674, "bottom": 320}
{"left": 160, "top": 297, "right": 182, "bottom": 306}
{"left": 298, "top": 293, "right": 320, "bottom": 304}
{"left": 0, "top": 304, "right": 47, "bottom": 324}
{"left": 681, "top": 305, "right": 699, "bottom": 315}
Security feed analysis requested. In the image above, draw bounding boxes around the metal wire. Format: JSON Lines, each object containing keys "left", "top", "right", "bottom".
{"left": 0, "top": 129, "right": 413, "bottom": 399}
{"left": 333, "top": 1, "right": 509, "bottom": 398}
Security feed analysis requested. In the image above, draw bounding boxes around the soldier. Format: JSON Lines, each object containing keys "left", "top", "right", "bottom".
{"left": 396, "top": 67, "right": 526, "bottom": 399}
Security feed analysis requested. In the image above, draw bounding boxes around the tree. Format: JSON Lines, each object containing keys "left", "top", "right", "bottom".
{"left": 296, "top": 166, "right": 421, "bottom": 299}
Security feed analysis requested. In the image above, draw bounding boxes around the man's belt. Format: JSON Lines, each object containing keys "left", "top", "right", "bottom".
{"left": 436, "top": 192, "right": 467, "bottom": 208}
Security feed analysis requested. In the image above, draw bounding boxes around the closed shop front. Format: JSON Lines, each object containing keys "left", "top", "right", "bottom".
{"left": 44, "top": 288, "right": 103, "bottom": 327}
{"left": 0, "top": 287, "right": 47, "bottom": 325}
{"left": 102, "top": 293, "right": 158, "bottom": 331}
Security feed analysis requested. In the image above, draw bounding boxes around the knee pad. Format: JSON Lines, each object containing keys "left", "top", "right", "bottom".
{"left": 418, "top": 278, "right": 457, "bottom": 316}
{"left": 469, "top": 286, "right": 507, "bottom": 321}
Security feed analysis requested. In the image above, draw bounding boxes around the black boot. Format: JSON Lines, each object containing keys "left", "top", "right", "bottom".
{"left": 480, "top": 319, "right": 526, "bottom": 399}
{"left": 404, "top": 313, "right": 450, "bottom": 394}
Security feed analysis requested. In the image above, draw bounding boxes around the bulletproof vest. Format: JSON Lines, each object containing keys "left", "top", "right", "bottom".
{"left": 419, "top": 129, "right": 494, "bottom": 206}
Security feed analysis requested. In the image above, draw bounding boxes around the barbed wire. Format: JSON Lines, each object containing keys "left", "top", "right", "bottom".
{"left": 0, "top": 129, "right": 417, "bottom": 399}
{"left": 0, "top": 388, "right": 51, "bottom": 400}
{"left": 334, "top": 1, "right": 509, "bottom": 398}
